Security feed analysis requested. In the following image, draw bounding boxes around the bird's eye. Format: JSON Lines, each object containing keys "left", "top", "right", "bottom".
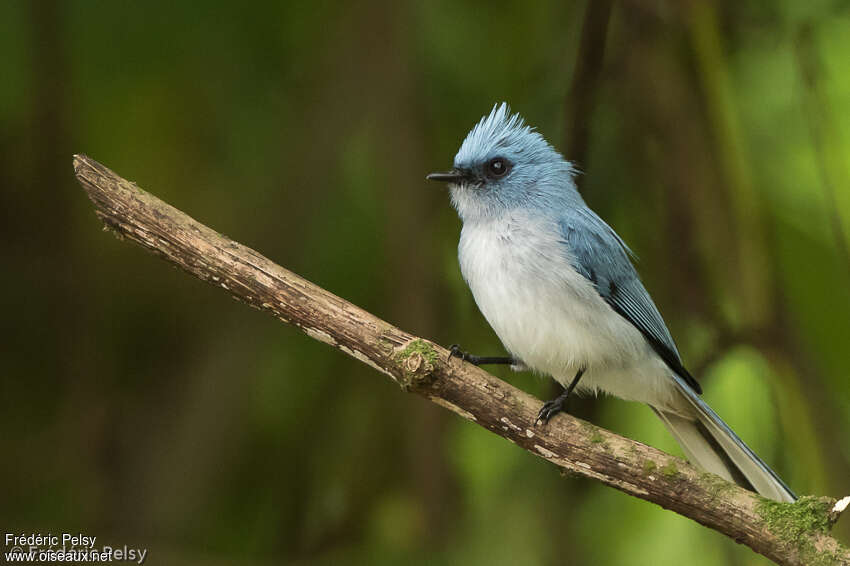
{"left": 486, "top": 157, "right": 511, "bottom": 178}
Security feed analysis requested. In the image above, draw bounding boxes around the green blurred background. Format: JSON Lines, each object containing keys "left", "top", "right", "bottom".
{"left": 2, "top": 1, "right": 849, "bottom": 564}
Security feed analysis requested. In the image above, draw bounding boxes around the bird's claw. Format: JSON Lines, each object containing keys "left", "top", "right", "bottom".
{"left": 535, "top": 398, "right": 566, "bottom": 426}
{"left": 535, "top": 369, "right": 583, "bottom": 426}
{"left": 448, "top": 344, "right": 468, "bottom": 363}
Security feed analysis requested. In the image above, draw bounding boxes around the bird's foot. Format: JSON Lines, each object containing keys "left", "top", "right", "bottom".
{"left": 535, "top": 368, "right": 585, "bottom": 426}
{"left": 447, "top": 344, "right": 516, "bottom": 366}
{"left": 535, "top": 391, "right": 571, "bottom": 426}
{"left": 448, "top": 344, "right": 469, "bottom": 363}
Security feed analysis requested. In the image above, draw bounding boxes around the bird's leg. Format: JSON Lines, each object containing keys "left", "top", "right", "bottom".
{"left": 536, "top": 368, "right": 586, "bottom": 425}
{"left": 448, "top": 344, "right": 517, "bottom": 366}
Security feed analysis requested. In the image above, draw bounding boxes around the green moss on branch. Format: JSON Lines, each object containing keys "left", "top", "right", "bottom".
{"left": 756, "top": 496, "right": 843, "bottom": 566}
{"left": 394, "top": 339, "right": 440, "bottom": 390}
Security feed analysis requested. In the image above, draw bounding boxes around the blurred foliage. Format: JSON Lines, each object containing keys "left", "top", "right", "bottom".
{"left": 1, "top": 1, "right": 849, "bottom": 564}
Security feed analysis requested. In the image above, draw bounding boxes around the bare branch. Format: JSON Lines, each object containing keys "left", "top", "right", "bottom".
{"left": 73, "top": 155, "right": 849, "bottom": 566}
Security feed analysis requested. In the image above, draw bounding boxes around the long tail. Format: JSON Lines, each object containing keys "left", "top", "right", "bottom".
{"left": 653, "top": 375, "right": 796, "bottom": 503}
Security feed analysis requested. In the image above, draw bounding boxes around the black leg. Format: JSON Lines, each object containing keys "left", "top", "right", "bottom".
{"left": 448, "top": 344, "right": 517, "bottom": 366}
{"left": 536, "top": 368, "right": 585, "bottom": 425}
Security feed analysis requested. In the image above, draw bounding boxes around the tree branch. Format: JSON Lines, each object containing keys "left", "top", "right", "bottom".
{"left": 73, "top": 155, "right": 848, "bottom": 566}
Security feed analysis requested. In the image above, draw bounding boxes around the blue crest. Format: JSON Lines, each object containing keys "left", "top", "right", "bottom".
{"left": 449, "top": 103, "right": 581, "bottom": 220}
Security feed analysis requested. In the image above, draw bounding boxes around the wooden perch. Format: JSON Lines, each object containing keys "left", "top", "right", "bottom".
{"left": 73, "top": 154, "right": 849, "bottom": 566}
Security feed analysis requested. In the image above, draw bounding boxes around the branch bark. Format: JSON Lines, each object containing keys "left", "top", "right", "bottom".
{"left": 73, "top": 155, "right": 849, "bottom": 566}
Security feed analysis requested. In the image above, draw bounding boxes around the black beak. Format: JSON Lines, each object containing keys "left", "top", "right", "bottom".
{"left": 426, "top": 170, "right": 466, "bottom": 183}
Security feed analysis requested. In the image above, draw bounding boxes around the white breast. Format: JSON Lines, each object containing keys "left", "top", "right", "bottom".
{"left": 457, "top": 214, "right": 682, "bottom": 411}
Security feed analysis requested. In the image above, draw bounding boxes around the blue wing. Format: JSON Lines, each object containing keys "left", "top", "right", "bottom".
{"left": 558, "top": 208, "right": 701, "bottom": 394}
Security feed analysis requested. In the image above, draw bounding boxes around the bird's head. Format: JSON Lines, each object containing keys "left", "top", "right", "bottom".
{"left": 428, "top": 103, "right": 580, "bottom": 222}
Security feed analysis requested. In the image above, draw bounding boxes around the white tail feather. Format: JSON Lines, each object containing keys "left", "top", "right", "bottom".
{"left": 653, "top": 376, "right": 796, "bottom": 503}
{"left": 652, "top": 409, "right": 735, "bottom": 481}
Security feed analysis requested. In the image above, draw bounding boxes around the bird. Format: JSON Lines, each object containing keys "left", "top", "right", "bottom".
{"left": 427, "top": 103, "right": 795, "bottom": 503}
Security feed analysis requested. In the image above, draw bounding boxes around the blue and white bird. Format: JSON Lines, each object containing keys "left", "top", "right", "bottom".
{"left": 427, "top": 103, "right": 795, "bottom": 503}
